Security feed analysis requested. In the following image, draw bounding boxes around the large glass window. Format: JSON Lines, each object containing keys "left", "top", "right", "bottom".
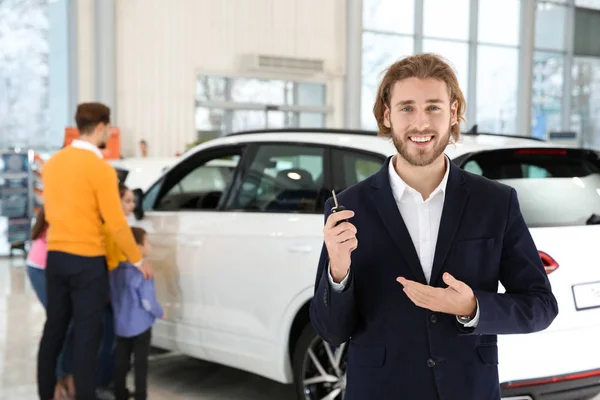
{"left": 423, "top": 0, "right": 470, "bottom": 41}
{"left": 361, "top": 32, "right": 414, "bottom": 129}
{"left": 195, "top": 76, "right": 328, "bottom": 141}
{"left": 576, "top": 0, "right": 600, "bottom": 9}
{"left": 0, "top": 0, "right": 49, "bottom": 149}
{"left": 422, "top": 40, "right": 469, "bottom": 98}
{"left": 476, "top": 46, "right": 519, "bottom": 134}
{"left": 363, "top": 0, "right": 415, "bottom": 34}
{"left": 531, "top": 52, "right": 564, "bottom": 139}
{"left": 478, "top": 0, "right": 521, "bottom": 46}
{"left": 571, "top": 57, "right": 600, "bottom": 148}
{"left": 535, "top": 2, "right": 568, "bottom": 51}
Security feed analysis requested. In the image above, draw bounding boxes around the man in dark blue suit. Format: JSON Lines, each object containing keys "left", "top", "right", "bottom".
{"left": 310, "top": 54, "right": 559, "bottom": 400}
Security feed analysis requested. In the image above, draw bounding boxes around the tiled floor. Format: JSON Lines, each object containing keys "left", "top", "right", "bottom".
{"left": 0, "top": 257, "right": 294, "bottom": 400}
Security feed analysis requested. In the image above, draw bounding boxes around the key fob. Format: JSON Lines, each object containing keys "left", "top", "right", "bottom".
{"left": 332, "top": 205, "right": 347, "bottom": 226}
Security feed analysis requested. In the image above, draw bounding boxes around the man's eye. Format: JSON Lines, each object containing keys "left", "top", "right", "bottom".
{"left": 428, "top": 105, "right": 440, "bottom": 111}
{"left": 401, "top": 107, "right": 412, "bottom": 112}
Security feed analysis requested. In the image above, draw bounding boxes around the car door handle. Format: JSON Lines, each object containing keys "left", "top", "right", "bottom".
{"left": 288, "top": 245, "right": 312, "bottom": 253}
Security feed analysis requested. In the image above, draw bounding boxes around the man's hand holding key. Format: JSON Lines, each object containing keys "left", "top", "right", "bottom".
{"left": 323, "top": 209, "right": 357, "bottom": 283}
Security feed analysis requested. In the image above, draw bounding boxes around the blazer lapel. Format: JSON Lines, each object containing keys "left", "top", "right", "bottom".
{"left": 429, "top": 162, "right": 469, "bottom": 286}
{"left": 369, "top": 157, "right": 427, "bottom": 284}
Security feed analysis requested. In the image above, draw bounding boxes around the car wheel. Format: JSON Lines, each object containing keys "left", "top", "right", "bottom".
{"left": 292, "top": 324, "right": 348, "bottom": 400}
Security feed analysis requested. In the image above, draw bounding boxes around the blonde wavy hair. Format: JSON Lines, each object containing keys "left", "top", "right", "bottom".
{"left": 372, "top": 53, "right": 466, "bottom": 142}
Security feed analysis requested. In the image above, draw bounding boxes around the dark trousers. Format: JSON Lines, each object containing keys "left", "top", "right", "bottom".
{"left": 97, "top": 303, "right": 116, "bottom": 388}
{"left": 114, "top": 328, "right": 152, "bottom": 400}
{"left": 38, "top": 251, "right": 108, "bottom": 400}
{"left": 26, "top": 265, "right": 74, "bottom": 379}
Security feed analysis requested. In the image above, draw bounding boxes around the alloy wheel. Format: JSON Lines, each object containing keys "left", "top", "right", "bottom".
{"left": 301, "top": 336, "right": 347, "bottom": 400}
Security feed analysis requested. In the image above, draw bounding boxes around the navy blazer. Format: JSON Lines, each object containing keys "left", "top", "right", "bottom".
{"left": 310, "top": 157, "right": 559, "bottom": 400}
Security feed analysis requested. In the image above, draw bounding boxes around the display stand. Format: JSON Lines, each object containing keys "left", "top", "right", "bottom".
{"left": 0, "top": 149, "right": 36, "bottom": 260}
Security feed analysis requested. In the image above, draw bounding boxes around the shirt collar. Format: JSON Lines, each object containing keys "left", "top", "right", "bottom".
{"left": 388, "top": 155, "right": 450, "bottom": 201}
{"left": 71, "top": 139, "right": 103, "bottom": 159}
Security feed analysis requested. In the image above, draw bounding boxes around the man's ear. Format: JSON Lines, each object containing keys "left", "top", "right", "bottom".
{"left": 383, "top": 105, "right": 391, "bottom": 128}
{"left": 94, "top": 122, "right": 106, "bottom": 136}
{"left": 450, "top": 100, "right": 458, "bottom": 125}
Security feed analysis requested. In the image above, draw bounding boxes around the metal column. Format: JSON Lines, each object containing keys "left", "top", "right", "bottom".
{"left": 344, "top": 0, "right": 363, "bottom": 129}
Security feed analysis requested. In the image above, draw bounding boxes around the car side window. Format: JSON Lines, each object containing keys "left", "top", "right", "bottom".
{"left": 463, "top": 160, "right": 483, "bottom": 175}
{"left": 227, "top": 144, "right": 326, "bottom": 213}
{"left": 332, "top": 149, "right": 385, "bottom": 191}
{"left": 153, "top": 149, "right": 242, "bottom": 211}
{"left": 142, "top": 179, "right": 162, "bottom": 211}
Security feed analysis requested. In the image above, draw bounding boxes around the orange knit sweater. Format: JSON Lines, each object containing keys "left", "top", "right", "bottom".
{"left": 42, "top": 146, "right": 141, "bottom": 264}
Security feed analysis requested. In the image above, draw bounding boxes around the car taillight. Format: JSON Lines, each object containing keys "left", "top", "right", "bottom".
{"left": 513, "top": 148, "right": 567, "bottom": 156}
{"left": 539, "top": 251, "right": 559, "bottom": 274}
{"left": 502, "top": 368, "right": 600, "bottom": 389}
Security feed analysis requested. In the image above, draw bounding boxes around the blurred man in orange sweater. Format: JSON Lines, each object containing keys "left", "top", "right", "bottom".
{"left": 38, "top": 103, "right": 152, "bottom": 400}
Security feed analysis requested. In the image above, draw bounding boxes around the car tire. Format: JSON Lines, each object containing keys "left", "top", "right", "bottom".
{"left": 292, "top": 323, "right": 347, "bottom": 400}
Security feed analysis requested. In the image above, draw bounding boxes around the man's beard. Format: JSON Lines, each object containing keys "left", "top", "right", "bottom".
{"left": 391, "top": 123, "right": 451, "bottom": 167}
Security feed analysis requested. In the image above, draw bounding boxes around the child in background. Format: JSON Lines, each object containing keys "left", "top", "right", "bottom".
{"left": 110, "top": 227, "right": 164, "bottom": 400}
{"left": 96, "top": 183, "right": 138, "bottom": 399}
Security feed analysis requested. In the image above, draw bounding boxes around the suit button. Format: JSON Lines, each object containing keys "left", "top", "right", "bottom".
{"left": 427, "top": 358, "right": 436, "bottom": 368}
{"left": 430, "top": 314, "right": 438, "bottom": 324}
{"left": 323, "top": 291, "right": 329, "bottom": 306}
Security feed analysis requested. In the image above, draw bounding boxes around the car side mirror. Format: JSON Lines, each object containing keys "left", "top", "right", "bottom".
{"left": 133, "top": 188, "right": 144, "bottom": 220}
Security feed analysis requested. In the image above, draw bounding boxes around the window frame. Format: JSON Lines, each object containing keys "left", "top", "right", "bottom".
{"left": 142, "top": 144, "right": 248, "bottom": 212}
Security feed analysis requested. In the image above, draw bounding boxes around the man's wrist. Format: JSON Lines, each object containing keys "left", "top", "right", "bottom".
{"left": 331, "top": 268, "right": 349, "bottom": 284}
{"left": 459, "top": 297, "right": 478, "bottom": 319}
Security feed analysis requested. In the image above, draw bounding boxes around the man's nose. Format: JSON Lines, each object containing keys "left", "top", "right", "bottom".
{"left": 413, "top": 111, "right": 431, "bottom": 131}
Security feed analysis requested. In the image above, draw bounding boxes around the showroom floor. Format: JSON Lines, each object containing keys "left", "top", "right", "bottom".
{"left": 0, "top": 257, "right": 294, "bottom": 400}
{"left": 2, "top": 256, "right": 599, "bottom": 400}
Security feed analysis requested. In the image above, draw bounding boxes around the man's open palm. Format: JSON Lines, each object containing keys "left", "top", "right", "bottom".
{"left": 397, "top": 272, "right": 477, "bottom": 317}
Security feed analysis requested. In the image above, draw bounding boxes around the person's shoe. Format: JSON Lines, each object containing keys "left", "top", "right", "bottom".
{"left": 96, "top": 388, "right": 116, "bottom": 400}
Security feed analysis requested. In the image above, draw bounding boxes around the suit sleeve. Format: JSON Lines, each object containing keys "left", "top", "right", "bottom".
{"left": 93, "top": 164, "right": 142, "bottom": 265}
{"left": 468, "top": 188, "right": 559, "bottom": 335}
{"left": 309, "top": 198, "right": 357, "bottom": 346}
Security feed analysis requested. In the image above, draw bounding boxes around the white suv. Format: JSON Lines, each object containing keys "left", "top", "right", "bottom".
{"left": 130, "top": 128, "right": 600, "bottom": 400}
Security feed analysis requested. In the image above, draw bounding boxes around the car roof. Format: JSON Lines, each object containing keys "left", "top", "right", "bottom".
{"left": 186, "top": 128, "right": 562, "bottom": 161}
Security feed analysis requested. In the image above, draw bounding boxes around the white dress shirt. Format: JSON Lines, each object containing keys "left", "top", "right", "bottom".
{"left": 328, "top": 156, "right": 479, "bottom": 327}
{"left": 71, "top": 139, "right": 104, "bottom": 159}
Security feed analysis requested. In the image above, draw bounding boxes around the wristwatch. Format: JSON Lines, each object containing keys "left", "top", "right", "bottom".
{"left": 457, "top": 314, "right": 474, "bottom": 323}
{"left": 457, "top": 307, "right": 477, "bottom": 323}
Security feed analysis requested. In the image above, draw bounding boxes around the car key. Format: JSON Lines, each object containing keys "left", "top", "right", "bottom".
{"left": 331, "top": 190, "right": 347, "bottom": 226}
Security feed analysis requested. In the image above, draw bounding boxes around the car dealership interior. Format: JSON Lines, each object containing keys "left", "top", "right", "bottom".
{"left": 2, "top": 0, "right": 600, "bottom": 399}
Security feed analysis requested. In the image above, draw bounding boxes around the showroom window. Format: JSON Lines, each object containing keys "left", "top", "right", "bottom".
{"left": 360, "top": 0, "right": 521, "bottom": 134}
{"left": 195, "top": 76, "right": 328, "bottom": 140}
{"left": 0, "top": 0, "right": 49, "bottom": 149}
{"left": 531, "top": 1, "right": 568, "bottom": 139}
{"left": 422, "top": 0, "right": 470, "bottom": 99}
{"left": 475, "top": 0, "right": 520, "bottom": 135}
{"left": 361, "top": 0, "right": 415, "bottom": 131}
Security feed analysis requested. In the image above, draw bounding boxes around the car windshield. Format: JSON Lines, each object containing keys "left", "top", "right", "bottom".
{"left": 460, "top": 148, "right": 600, "bottom": 228}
